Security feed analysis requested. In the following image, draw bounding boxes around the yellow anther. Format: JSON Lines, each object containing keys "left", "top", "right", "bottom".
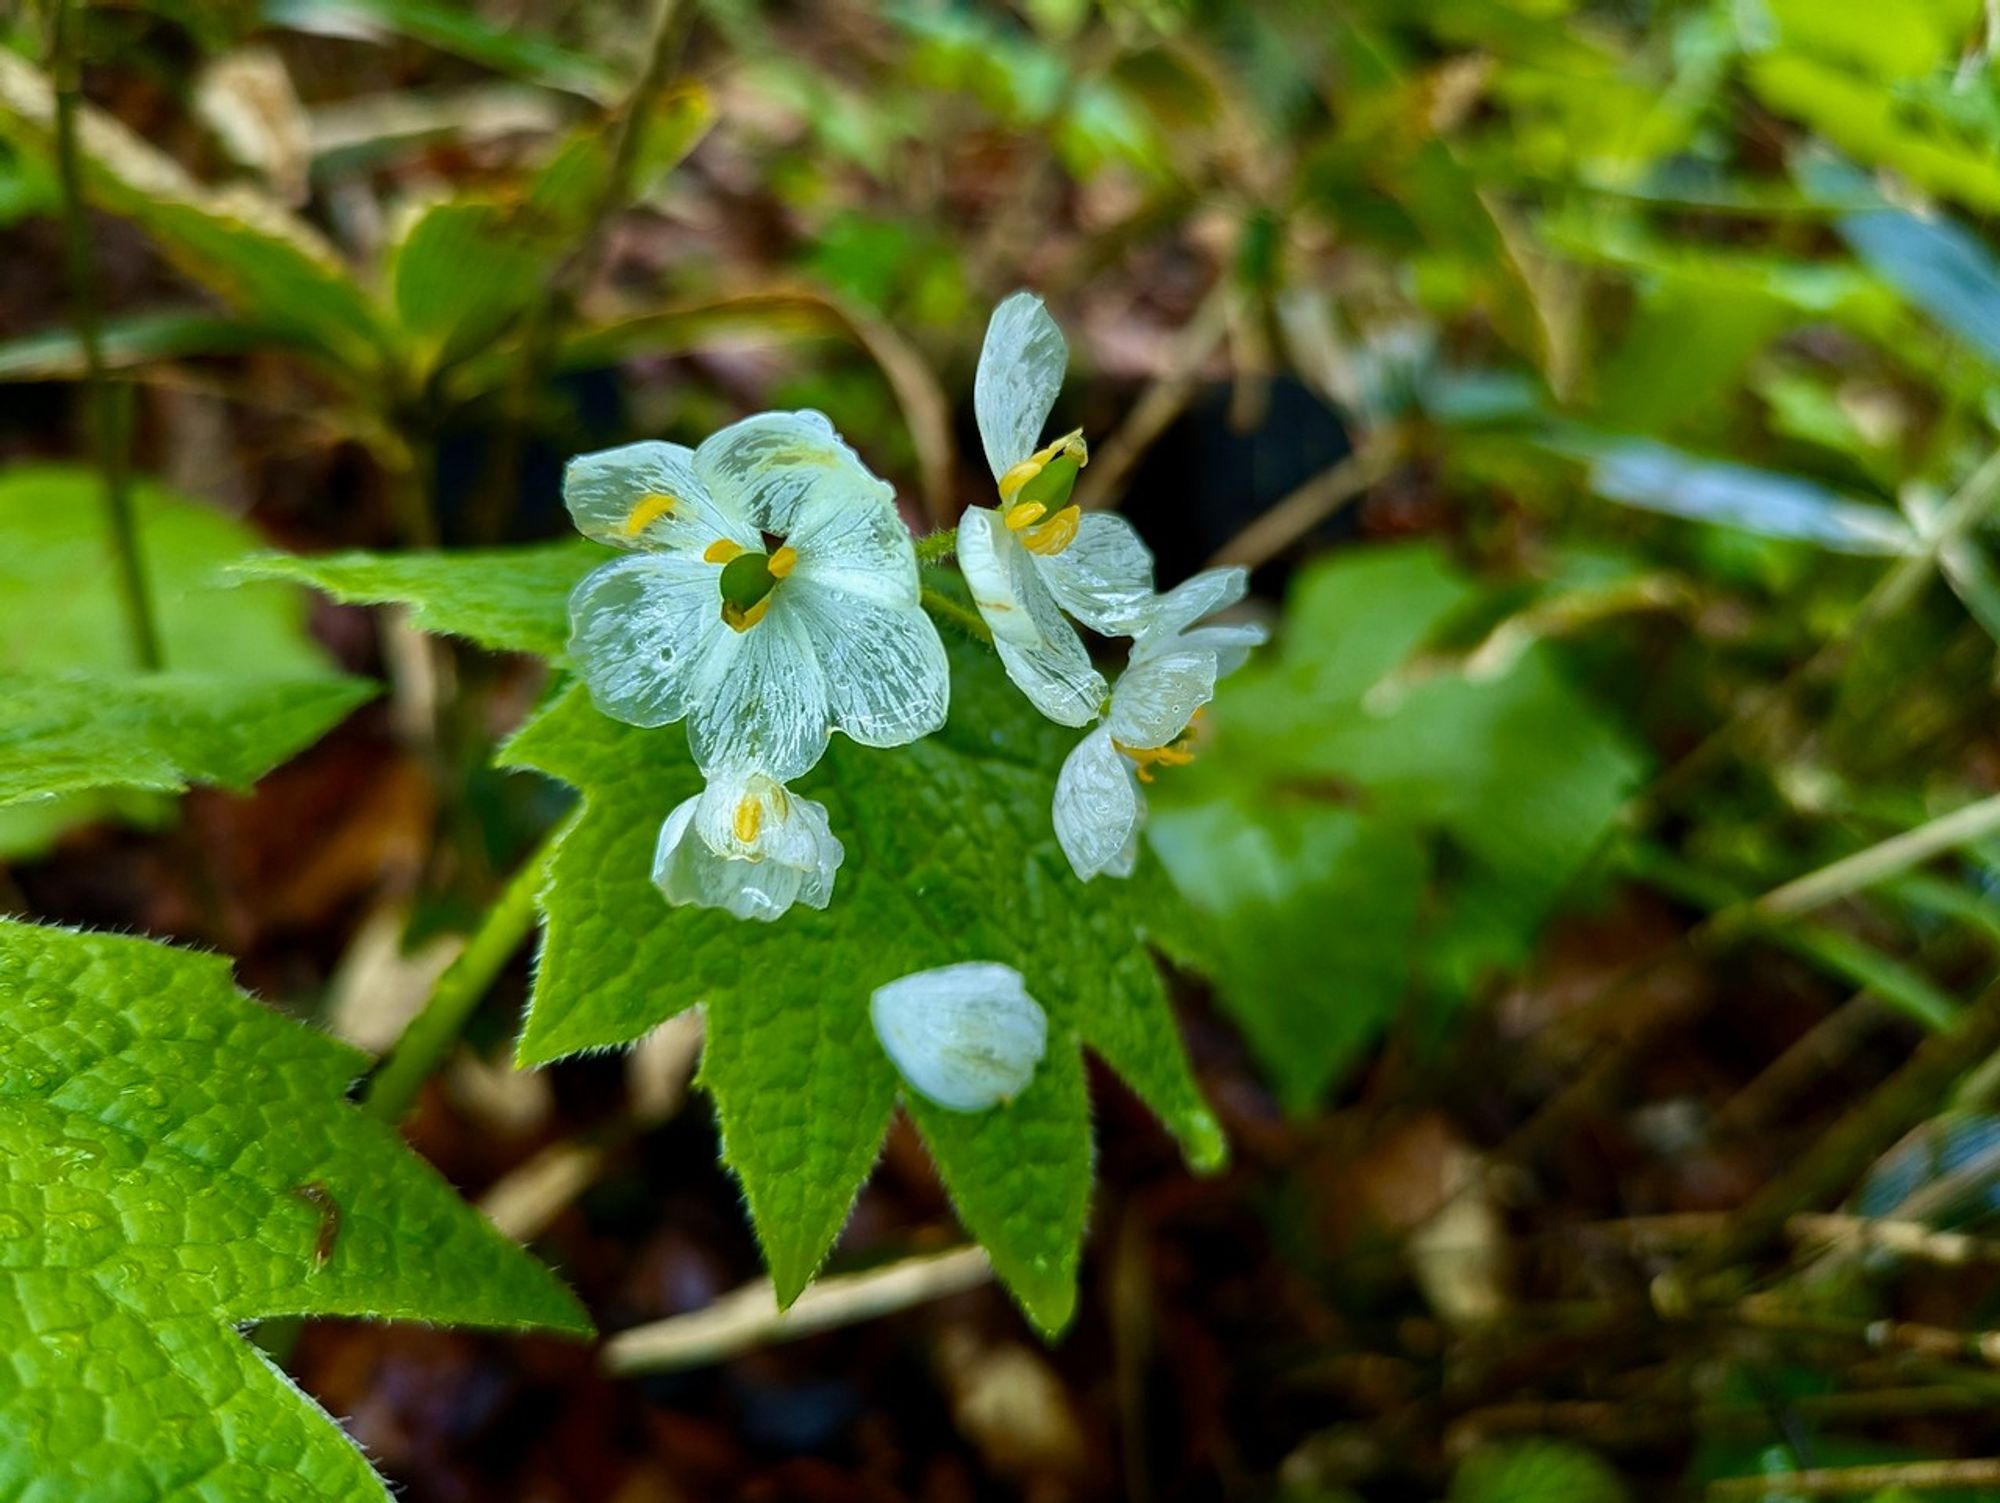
{"left": 704, "top": 538, "right": 745, "bottom": 565}
{"left": 734, "top": 796, "right": 762, "bottom": 844}
{"left": 1019, "top": 504, "right": 1080, "bottom": 557}
{"left": 1003, "top": 501, "right": 1048, "bottom": 532}
{"left": 722, "top": 596, "right": 772, "bottom": 632}
{"left": 997, "top": 458, "right": 1044, "bottom": 506}
{"left": 1115, "top": 716, "right": 1203, "bottom": 784}
{"left": 623, "top": 492, "right": 678, "bottom": 536}
{"left": 767, "top": 545, "right": 799, "bottom": 579}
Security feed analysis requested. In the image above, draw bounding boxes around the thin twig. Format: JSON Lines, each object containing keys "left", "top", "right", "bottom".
{"left": 50, "top": 0, "right": 161, "bottom": 670}
{"left": 1707, "top": 1458, "right": 2000, "bottom": 1497}
{"left": 1205, "top": 438, "right": 1397, "bottom": 570}
{"left": 1788, "top": 1212, "right": 2000, "bottom": 1266}
{"left": 1730, "top": 793, "right": 2000, "bottom": 929}
{"left": 604, "top": 1246, "right": 993, "bottom": 1374}
{"left": 1075, "top": 281, "right": 1234, "bottom": 513}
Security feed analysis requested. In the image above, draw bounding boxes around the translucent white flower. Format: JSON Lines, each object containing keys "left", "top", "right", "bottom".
{"left": 566, "top": 410, "right": 950, "bottom": 780}
{"left": 652, "top": 767, "right": 843, "bottom": 922}
{"left": 1054, "top": 568, "right": 1267, "bottom": 881}
{"left": 870, "top": 962, "right": 1048, "bottom": 1112}
{"left": 960, "top": 291, "right": 1160, "bottom": 725}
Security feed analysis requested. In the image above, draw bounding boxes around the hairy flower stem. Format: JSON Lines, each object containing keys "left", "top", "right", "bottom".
{"left": 920, "top": 586, "right": 991, "bottom": 645}
{"left": 50, "top": 0, "right": 161, "bottom": 671}
{"left": 363, "top": 830, "right": 560, "bottom": 1125}
{"left": 913, "top": 527, "right": 958, "bottom": 565}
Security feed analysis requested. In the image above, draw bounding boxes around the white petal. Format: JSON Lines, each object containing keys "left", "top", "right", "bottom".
{"left": 994, "top": 630, "right": 1107, "bottom": 728}
{"left": 785, "top": 482, "right": 920, "bottom": 609}
{"left": 974, "top": 291, "right": 1068, "bottom": 480}
{"left": 1053, "top": 727, "right": 1144, "bottom": 882}
{"left": 958, "top": 506, "right": 1043, "bottom": 647}
{"left": 870, "top": 962, "right": 1048, "bottom": 1112}
{"left": 569, "top": 553, "right": 734, "bottom": 728}
{"left": 788, "top": 581, "right": 951, "bottom": 749}
{"left": 564, "top": 441, "right": 754, "bottom": 553}
{"left": 684, "top": 608, "right": 830, "bottom": 781}
{"left": 652, "top": 781, "right": 843, "bottom": 923}
{"left": 1134, "top": 566, "right": 1250, "bottom": 654}
{"left": 1179, "top": 621, "right": 1268, "bottom": 680}
{"left": 1036, "top": 511, "right": 1158, "bottom": 636}
{"left": 694, "top": 410, "right": 894, "bottom": 535}
{"left": 1106, "top": 645, "right": 1218, "bottom": 749}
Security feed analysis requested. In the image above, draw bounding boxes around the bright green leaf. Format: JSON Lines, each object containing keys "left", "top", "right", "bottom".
{"left": 0, "top": 918, "right": 589, "bottom": 1500}
{"left": 499, "top": 649, "right": 1219, "bottom": 1335}
{"left": 236, "top": 542, "right": 601, "bottom": 658}
{"left": 1450, "top": 1438, "right": 1628, "bottom": 1503}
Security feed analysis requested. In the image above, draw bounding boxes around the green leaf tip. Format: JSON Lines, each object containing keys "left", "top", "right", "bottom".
{"left": 0, "top": 918, "right": 590, "bottom": 1502}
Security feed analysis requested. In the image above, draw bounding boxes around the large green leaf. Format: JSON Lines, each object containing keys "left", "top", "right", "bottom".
{"left": 0, "top": 467, "right": 372, "bottom": 844}
{"left": 1154, "top": 545, "right": 1646, "bottom": 1108}
{"left": 236, "top": 542, "right": 600, "bottom": 658}
{"left": 0, "top": 918, "right": 589, "bottom": 1500}
{"left": 499, "top": 650, "right": 1220, "bottom": 1334}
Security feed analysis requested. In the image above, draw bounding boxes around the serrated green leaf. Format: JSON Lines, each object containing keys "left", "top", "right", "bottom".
{"left": 499, "top": 650, "right": 1217, "bottom": 1334}
{"left": 1155, "top": 545, "right": 1646, "bottom": 1108}
{"left": 0, "top": 671, "right": 375, "bottom": 809}
{"left": 0, "top": 918, "right": 589, "bottom": 1501}
{"left": 236, "top": 542, "right": 601, "bottom": 657}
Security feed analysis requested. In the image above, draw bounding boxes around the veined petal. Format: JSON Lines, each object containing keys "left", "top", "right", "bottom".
{"left": 1179, "top": 620, "right": 1268, "bottom": 680}
{"left": 974, "top": 291, "right": 1068, "bottom": 480}
{"left": 995, "top": 630, "right": 1106, "bottom": 728}
{"left": 788, "top": 581, "right": 951, "bottom": 750}
{"left": 1054, "top": 727, "right": 1144, "bottom": 882}
{"left": 1037, "top": 511, "right": 1158, "bottom": 636}
{"left": 786, "top": 481, "right": 920, "bottom": 609}
{"left": 684, "top": 607, "right": 831, "bottom": 781}
{"left": 958, "top": 506, "right": 1043, "bottom": 647}
{"left": 564, "top": 441, "right": 754, "bottom": 554}
{"left": 653, "top": 780, "right": 843, "bottom": 922}
{"left": 569, "top": 553, "right": 734, "bottom": 728}
{"left": 1106, "top": 645, "right": 1218, "bottom": 749}
{"left": 1135, "top": 566, "right": 1250, "bottom": 654}
{"left": 870, "top": 962, "right": 1048, "bottom": 1112}
{"left": 695, "top": 410, "right": 894, "bottom": 535}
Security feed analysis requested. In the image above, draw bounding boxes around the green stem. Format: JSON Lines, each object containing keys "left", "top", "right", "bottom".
{"left": 920, "top": 585, "right": 992, "bottom": 645}
{"left": 51, "top": 0, "right": 161, "bottom": 671}
{"left": 914, "top": 527, "right": 958, "bottom": 565}
{"left": 362, "top": 831, "right": 557, "bottom": 1124}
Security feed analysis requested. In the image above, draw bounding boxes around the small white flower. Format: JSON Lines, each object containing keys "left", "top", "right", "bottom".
{"left": 653, "top": 767, "right": 843, "bottom": 922}
{"left": 870, "top": 962, "right": 1049, "bottom": 1112}
{"left": 1053, "top": 568, "right": 1266, "bottom": 881}
{"left": 566, "top": 410, "right": 950, "bottom": 780}
{"left": 960, "top": 291, "right": 1160, "bottom": 725}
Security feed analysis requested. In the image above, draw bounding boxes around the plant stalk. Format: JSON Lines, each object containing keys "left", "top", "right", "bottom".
{"left": 362, "top": 830, "right": 558, "bottom": 1124}
{"left": 920, "top": 586, "right": 992, "bottom": 645}
{"left": 50, "top": 0, "right": 161, "bottom": 671}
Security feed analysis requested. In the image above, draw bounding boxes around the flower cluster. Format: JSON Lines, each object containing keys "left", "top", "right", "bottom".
{"left": 561, "top": 295, "right": 1264, "bottom": 1111}
{"left": 962, "top": 291, "right": 1266, "bottom": 881}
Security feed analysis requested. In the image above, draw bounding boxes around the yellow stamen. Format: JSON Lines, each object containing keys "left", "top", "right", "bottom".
{"left": 734, "top": 796, "right": 762, "bottom": 844}
{"left": 722, "top": 596, "right": 772, "bottom": 632}
{"left": 622, "top": 492, "right": 678, "bottom": 536}
{"left": 997, "top": 458, "right": 1043, "bottom": 506}
{"left": 1115, "top": 712, "right": 1205, "bottom": 784}
{"left": 767, "top": 545, "right": 799, "bottom": 579}
{"left": 1019, "top": 504, "right": 1080, "bottom": 556}
{"left": 1003, "top": 501, "right": 1048, "bottom": 532}
{"left": 704, "top": 538, "right": 745, "bottom": 565}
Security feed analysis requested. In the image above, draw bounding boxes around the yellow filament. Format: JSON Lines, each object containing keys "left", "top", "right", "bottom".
{"left": 767, "top": 545, "right": 799, "bottom": 579}
{"left": 722, "top": 596, "right": 772, "bottom": 632}
{"left": 704, "top": 538, "right": 745, "bottom": 565}
{"left": 1019, "top": 504, "right": 1080, "bottom": 556}
{"left": 1115, "top": 711, "right": 1205, "bottom": 784}
{"left": 622, "top": 492, "right": 677, "bottom": 536}
{"left": 734, "top": 796, "right": 762, "bottom": 843}
{"left": 1003, "top": 501, "right": 1047, "bottom": 531}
